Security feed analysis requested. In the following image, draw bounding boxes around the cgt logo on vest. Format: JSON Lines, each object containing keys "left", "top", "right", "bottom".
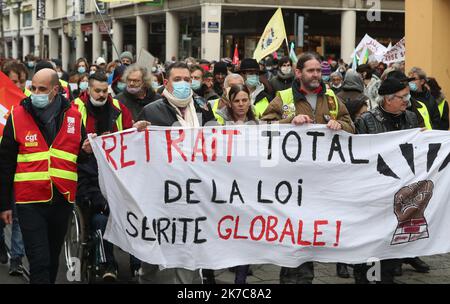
{"left": 25, "top": 131, "right": 38, "bottom": 147}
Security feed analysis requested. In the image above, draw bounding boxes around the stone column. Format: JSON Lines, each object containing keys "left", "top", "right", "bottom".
{"left": 340, "top": 10, "right": 356, "bottom": 64}
{"left": 76, "top": 23, "right": 85, "bottom": 61}
{"left": 61, "top": 31, "right": 70, "bottom": 71}
{"left": 165, "top": 11, "right": 179, "bottom": 61}
{"left": 112, "top": 19, "right": 123, "bottom": 61}
{"left": 22, "top": 35, "right": 30, "bottom": 57}
{"left": 136, "top": 15, "right": 148, "bottom": 60}
{"left": 201, "top": 3, "right": 222, "bottom": 61}
{"left": 92, "top": 22, "right": 102, "bottom": 61}
{"left": 49, "top": 28, "right": 59, "bottom": 60}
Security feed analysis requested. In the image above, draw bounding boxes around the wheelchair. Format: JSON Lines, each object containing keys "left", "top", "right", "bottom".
{"left": 64, "top": 198, "right": 107, "bottom": 284}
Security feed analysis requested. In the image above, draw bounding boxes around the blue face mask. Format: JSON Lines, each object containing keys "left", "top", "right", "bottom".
{"left": 116, "top": 82, "right": 127, "bottom": 92}
{"left": 245, "top": 74, "right": 260, "bottom": 88}
{"left": 27, "top": 62, "right": 35, "bottom": 69}
{"left": 152, "top": 81, "right": 160, "bottom": 90}
{"left": 191, "top": 80, "right": 202, "bottom": 91}
{"left": 31, "top": 92, "right": 50, "bottom": 109}
{"left": 172, "top": 81, "right": 192, "bottom": 99}
{"left": 322, "top": 76, "right": 330, "bottom": 82}
{"left": 79, "top": 81, "right": 89, "bottom": 91}
{"left": 409, "top": 82, "right": 418, "bottom": 92}
{"left": 78, "top": 66, "right": 86, "bottom": 74}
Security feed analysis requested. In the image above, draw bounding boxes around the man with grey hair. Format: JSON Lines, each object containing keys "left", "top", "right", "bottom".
{"left": 356, "top": 74, "right": 418, "bottom": 134}
{"left": 408, "top": 67, "right": 442, "bottom": 130}
{"left": 330, "top": 71, "right": 343, "bottom": 93}
{"left": 116, "top": 64, "right": 161, "bottom": 120}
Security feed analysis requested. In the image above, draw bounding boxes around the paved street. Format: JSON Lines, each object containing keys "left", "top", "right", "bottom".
{"left": 2, "top": 220, "right": 450, "bottom": 285}
{"left": 214, "top": 254, "right": 450, "bottom": 284}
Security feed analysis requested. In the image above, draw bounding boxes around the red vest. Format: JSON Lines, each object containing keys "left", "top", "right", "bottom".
{"left": 11, "top": 104, "right": 82, "bottom": 204}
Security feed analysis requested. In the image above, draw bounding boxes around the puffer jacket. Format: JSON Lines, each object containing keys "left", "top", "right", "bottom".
{"left": 355, "top": 106, "right": 419, "bottom": 134}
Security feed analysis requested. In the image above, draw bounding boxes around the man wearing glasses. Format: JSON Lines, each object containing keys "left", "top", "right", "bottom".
{"left": 116, "top": 64, "right": 161, "bottom": 121}
{"left": 354, "top": 71, "right": 427, "bottom": 284}
{"left": 408, "top": 67, "right": 442, "bottom": 130}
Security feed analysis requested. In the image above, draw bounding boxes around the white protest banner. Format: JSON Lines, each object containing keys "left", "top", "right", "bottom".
{"left": 382, "top": 38, "right": 405, "bottom": 64}
{"left": 90, "top": 125, "right": 450, "bottom": 270}
{"left": 351, "top": 34, "right": 388, "bottom": 63}
{"left": 137, "top": 48, "right": 156, "bottom": 72}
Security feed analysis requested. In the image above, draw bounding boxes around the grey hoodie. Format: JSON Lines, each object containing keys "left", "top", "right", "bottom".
{"left": 342, "top": 70, "right": 365, "bottom": 93}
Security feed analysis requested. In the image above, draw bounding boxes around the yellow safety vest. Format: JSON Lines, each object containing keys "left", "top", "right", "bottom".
{"left": 254, "top": 96, "right": 270, "bottom": 120}
{"left": 24, "top": 88, "right": 32, "bottom": 97}
{"left": 276, "top": 88, "right": 339, "bottom": 120}
{"left": 211, "top": 98, "right": 225, "bottom": 125}
{"left": 416, "top": 100, "right": 433, "bottom": 130}
{"left": 74, "top": 98, "right": 123, "bottom": 131}
{"left": 438, "top": 99, "right": 447, "bottom": 118}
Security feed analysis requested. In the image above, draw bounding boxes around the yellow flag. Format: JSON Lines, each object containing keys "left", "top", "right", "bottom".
{"left": 253, "top": 8, "right": 287, "bottom": 63}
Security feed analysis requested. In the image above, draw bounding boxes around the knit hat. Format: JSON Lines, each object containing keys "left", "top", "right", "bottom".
{"left": 321, "top": 62, "right": 332, "bottom": 76}
{"left": 120, "top": 51, "right": 133, "bottom": 62}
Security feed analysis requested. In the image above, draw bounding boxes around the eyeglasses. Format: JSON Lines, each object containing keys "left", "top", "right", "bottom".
{"left": 127, "top": 79, "right": 142, "bottom": 85}
{"left": 393, "top": 94, "right": 411, "bottom": 101}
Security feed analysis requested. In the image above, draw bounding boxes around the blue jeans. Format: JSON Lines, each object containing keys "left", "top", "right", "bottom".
{"left": 0, "top": 204, "right": 25, "bottom": 260}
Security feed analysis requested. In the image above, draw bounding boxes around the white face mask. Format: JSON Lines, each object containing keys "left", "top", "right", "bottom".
{"left": 57, "top": 72, "right": 63, "bottom": 78}
{"left": 281, "top": 66, "right": 292, "bottom": 75}
{"left": 90, "top": 95, "right": 107, "bottom": 107}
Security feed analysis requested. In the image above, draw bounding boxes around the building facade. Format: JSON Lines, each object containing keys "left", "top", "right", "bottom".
{"left": 1, "top": 0, "right": 405, "bottom": 71}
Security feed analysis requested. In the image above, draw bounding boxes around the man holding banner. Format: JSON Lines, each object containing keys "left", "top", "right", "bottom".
{"left": 137, "top": 61, "right": 216, "bottom": 283}
{"left": 354, "top": 71, "right": 422, "bottom": 283}
{"left": 262, "top": 52, "right": 354, "bottom": 283}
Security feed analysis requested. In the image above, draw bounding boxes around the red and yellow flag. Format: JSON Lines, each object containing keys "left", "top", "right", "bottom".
{"left": 0, "top": 71, "right": 26, "bottom": 137}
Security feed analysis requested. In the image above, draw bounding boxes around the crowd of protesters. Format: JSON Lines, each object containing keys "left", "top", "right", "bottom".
{"left": 0, "top": 49, "right": 448, "bottom": 284}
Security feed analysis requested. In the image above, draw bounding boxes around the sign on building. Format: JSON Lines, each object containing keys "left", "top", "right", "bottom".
{"left": 208, "top": 22, "right": 220, "bottom": 33}
{"left": 95, "top": 1, "right": 107, "bottom": 15}
{"left": 36, "top": 0, "right": 46, "bottom": 20}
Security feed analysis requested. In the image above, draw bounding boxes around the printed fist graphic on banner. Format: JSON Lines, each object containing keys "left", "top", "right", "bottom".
{"left": 391, "top": 180, "right": 434, "bottom": 245}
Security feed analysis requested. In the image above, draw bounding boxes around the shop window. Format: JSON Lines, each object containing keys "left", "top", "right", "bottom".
{"left": 22, "top": 10, "right": 32, "bottom": 27}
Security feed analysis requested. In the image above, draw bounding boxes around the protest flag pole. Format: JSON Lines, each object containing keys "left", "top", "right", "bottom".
{"left": 93, "top": 0, "right": 120, "bottom": 60}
